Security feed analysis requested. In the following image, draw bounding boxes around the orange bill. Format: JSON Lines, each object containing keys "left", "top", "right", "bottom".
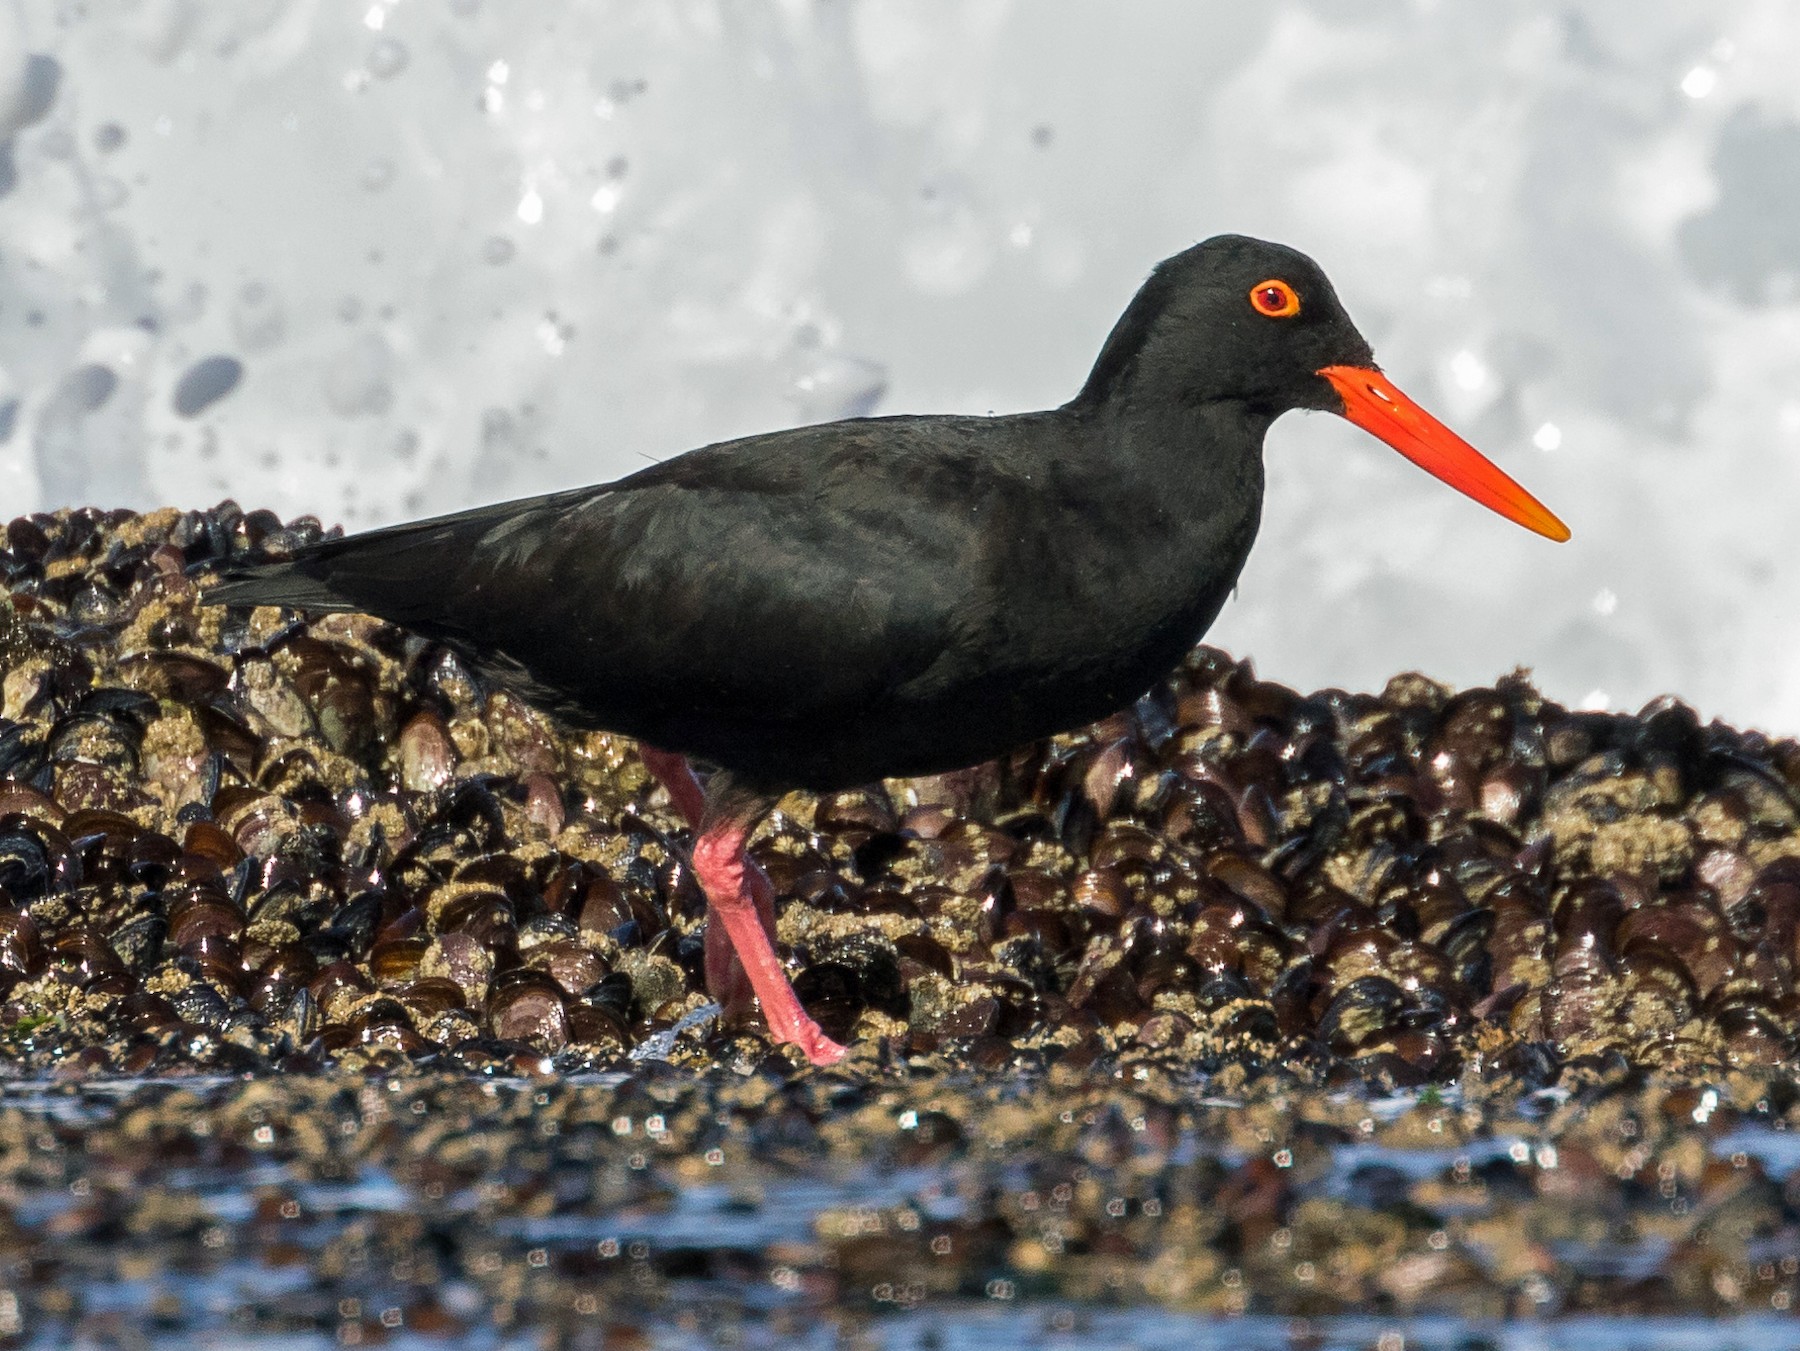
{"left": 1318, "top": 364, "right": 1570, "bottom": 542}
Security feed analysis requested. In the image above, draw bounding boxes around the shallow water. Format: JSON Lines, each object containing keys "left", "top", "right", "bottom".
{"left": 1, "top": 1071, "right": 1793, "bottom": 1347}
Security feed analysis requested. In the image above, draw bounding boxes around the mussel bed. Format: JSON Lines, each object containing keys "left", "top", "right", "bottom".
{"left": 0, "top": 502, "right": 1797, "bottom": 1340}
{"left": 0, "top": 502, "right": 1796, "bottom": 1085}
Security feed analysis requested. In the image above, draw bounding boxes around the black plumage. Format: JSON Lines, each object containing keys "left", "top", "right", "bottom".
{"left": 211, "top": 237, "right": 1374, "bottom": 790}
{"left": 208, "top": 234, "right": 1566, "bottom": 1064}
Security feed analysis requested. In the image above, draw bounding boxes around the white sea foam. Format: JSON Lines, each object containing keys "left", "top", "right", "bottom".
{"left": 2, "top": 2, "right": 1798, "bottom": 732}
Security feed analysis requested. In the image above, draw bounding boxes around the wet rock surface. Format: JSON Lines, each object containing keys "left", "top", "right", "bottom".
{"left": 1, "top": 1070, "right": 1797, "bottom": 1346}
{"left": 0, "top": 503, "right": 1796, "bottom": 1344}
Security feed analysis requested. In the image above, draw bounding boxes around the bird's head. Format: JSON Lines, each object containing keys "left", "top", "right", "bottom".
{"left": 1076, "top": 234, "right": 1569, "bottom": 542}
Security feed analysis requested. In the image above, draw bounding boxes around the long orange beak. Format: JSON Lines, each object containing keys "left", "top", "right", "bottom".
{"left": 1318, "top": 364, "right": 1570, "bottom": 542}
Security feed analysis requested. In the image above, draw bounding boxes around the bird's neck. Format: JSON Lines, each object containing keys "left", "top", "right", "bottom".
{"left": 1073, "top": 393, "right": 1271, "bottom": 514}
{"left": 1093, "top": 391, "right": 1268, "bottom": 598}
{"left": 997, "top": 394, "right": 1266, "bottom": 696}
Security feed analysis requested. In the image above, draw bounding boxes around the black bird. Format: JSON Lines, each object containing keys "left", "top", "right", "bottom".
{"left": 209, "top": 235, "right": 1568, "bottom": 1065}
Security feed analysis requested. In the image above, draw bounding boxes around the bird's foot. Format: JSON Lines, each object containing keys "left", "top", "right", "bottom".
{"left": 784, "top": 1021, "right": 849, "bottom": 1067}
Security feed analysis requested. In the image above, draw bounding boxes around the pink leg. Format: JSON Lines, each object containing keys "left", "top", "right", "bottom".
{"left": 692, "top": 781, "right": 848, "bottom": 1067}
{"left": 638, "top": 748, "right": 825, "bottom": 1053}
{"left": 641, "top": 746, "right": 758, "bottom": 1014}
{"left": 639, "top": 745, "right": 708, "bottom": 829}
{"left": 701, "top": 886, "right": 773, "bottom": 1017}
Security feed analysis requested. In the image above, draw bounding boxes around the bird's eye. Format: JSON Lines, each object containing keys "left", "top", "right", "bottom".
{"left": 1249, "top": 279, "right": 1300, "bottom": 318}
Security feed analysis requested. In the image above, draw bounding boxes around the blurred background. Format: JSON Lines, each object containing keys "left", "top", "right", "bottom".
{"left": 1, "top": 1, "right": 1796, "bottom": 732}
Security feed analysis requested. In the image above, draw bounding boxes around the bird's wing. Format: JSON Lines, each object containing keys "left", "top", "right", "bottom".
{"left": 210, "top": 416, "right": 1019, "bottom": 732}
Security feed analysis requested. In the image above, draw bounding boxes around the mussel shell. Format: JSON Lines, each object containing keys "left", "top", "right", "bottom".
{"left": 486, "top": 969, "right": 569, "bottom": 1052}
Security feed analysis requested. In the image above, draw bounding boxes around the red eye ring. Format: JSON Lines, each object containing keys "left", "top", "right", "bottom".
{"left": 1249, "top": 279, "right": 1301, "bottom": 318}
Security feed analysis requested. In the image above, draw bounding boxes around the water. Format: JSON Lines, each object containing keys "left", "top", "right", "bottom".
{"left": 0, "top": 1073, "right": 1792, "bottom": 1346}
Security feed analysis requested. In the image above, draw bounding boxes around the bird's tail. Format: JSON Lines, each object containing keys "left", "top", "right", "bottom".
{"left": 202, "top": 485, "right": 592, "bottom": 622}
{"left": 204, "top": 558, "right": 361, "bottom": 613}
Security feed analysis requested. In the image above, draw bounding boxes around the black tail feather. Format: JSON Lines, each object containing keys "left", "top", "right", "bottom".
{"left": 200, "top": 488, "right": 588, "bottom": 622}
{"left": 204, "top": 560, "right": 361, "bottom": 613}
